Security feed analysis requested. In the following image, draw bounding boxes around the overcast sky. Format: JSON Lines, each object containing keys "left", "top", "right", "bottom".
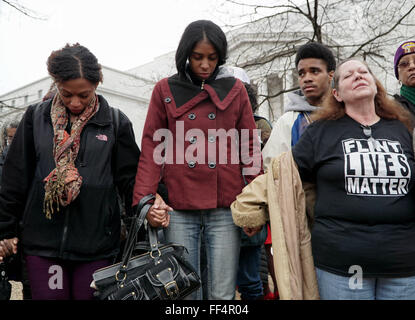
{"left": 0, "top": 0, "right": 245, "bottom": 95}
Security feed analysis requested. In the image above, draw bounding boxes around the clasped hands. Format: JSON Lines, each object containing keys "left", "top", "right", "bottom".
{"left": 0, "top": 237, "right": 18, "bottom": 262}
{"left": 243, "top": 226, "right": 263, "bottom": 237}
{"left": 146, "top": 193, "right": 173, "bottom": 228}
{"left": 1, "top": 194, "right": 173, "bottom": 260}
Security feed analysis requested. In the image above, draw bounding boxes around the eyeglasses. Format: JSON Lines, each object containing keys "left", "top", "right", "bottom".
{"left": 398, "top": 58, "right": 415, "bottom": 70}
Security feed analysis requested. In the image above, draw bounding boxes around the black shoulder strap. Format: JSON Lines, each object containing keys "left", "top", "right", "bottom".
{"left": 111, "top": 107, "right": 122, "bottom": 212}
{"left": 112, "top": 107, "right": 120, "bottom": 141}
{"left": 111, "top": 108, "right": 120, "bottom": 169}
{"left": 303, "top": 111, "right": 313, "bottom": 125}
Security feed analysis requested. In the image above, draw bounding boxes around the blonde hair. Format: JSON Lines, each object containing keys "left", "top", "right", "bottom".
{"left": 312, "top": 58, "right": 413, "bottom": 132}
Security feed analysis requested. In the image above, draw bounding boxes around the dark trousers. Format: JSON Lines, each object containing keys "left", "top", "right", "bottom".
{"left": 237, "top": 245, "right": 263, "bottom": 300}
{"left": 25, "top": 255, "right": 111, "bottom": 300}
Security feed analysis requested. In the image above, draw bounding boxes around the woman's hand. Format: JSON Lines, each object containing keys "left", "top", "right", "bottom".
{"left": 146, "top": 193, "right": 173, "bottom": 228}
{"left": 0, "top": 237, "right": 18, "bottom": 262}
{"left": 243, "top": 226, "right": 263, "bottom": 237}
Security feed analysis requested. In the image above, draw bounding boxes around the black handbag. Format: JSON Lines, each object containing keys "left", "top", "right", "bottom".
{"left": 91, "top": 194, "right": 201, "bottom": 300}
{"left": 0, "top": 262, "right": 11, "bottom": 300}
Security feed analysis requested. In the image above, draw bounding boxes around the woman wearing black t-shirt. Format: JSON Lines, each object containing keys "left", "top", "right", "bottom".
{"left": 292, "top": 58, "right": 415, "bottom": 299}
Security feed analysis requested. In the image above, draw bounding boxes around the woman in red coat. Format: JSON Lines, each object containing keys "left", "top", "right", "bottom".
{"left": 132, "top": 20, "right": 262, "bottom": 300}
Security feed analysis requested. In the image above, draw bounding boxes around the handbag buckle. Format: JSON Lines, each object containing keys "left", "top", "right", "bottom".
{"left": 150, "top": 249, "right": 161, "bottom": 259}
{"left": 115, "top": 270, "right": 127, "bottom": 282}
{"left": 164, "top": 280, "right": 179, "bottom": 298}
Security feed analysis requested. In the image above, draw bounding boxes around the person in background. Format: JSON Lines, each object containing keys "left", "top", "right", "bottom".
{"left": 132, "top": 20, "right": 262, "bottom": 300}
{"left": 242, "top": 81, "right": 277, "bottom": 299}
{"left": 0, "top": 43, "right": 169, "bottom": 300}
{"left": 262, "top": 42, "right": 336, "bottom": 170}
{"left": 225, "top": 67, "right": 267, "bottom": 300}
{"left": 244, "top": 83, "right": 272, "bottom": 148}
{"left": 393, "top": 41, "right": 415, "bottom": 124}
{"left": 0, "top": 120, "right": 19, "bottom": 186}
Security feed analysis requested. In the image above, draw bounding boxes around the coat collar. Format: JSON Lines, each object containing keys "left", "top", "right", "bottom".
{"left": 161, "top": 73, "right": 243, "bottom": 119}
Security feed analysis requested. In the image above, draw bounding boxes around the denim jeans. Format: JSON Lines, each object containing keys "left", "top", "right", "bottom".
{"left": 164, "top": 208, "right": 241, "bottom": 300}
{"left": 316, "top": 267, "right": 415, "bottom": 300}
{"left": 237, "top": 245, "right": 264, "bottom": 300}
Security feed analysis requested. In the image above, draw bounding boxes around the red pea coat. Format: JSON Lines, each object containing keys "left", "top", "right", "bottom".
{"left": 133, "top": 71, "right": 262, "bottom": 210}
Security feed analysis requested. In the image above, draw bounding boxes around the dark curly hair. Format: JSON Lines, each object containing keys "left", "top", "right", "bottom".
{"left": 295, "top": 42, "right": 336, "bottom": 72}
{"left": 175, "top": 20, "right": 227, "bottom": 76}
{"left": 47, "top": 43, "right": 103, "bottom": 85}
{"left": 244, "top": 83, "right": 258, "bottom": 113}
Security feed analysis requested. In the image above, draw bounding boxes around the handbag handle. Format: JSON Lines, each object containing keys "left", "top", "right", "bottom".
{"left": 119, "top": 194, "right": 155, "bottom": 273}
{"left": 148, "top": 226, "right": 161, "bottom": 260}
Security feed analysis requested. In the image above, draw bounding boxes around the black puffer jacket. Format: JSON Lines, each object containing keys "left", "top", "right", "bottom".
{"left": 0, "top": 95, "right": 140, "bottom": 261}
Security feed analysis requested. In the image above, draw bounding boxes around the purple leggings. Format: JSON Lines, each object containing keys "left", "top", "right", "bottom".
{"left": 25, "top": 255, "right": 111, "bottom": 300}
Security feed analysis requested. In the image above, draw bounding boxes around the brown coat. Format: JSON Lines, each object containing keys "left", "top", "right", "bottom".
{"left": 231, "top": 151, "right": 319, "bottom": 300}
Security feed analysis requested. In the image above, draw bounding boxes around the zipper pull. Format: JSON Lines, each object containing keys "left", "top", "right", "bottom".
{"left": 201, "top": 80, "right": 205, "bottom": 90}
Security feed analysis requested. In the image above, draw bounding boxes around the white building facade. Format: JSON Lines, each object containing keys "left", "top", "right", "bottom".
{"left": 0, "top": 66, "right": 155, "bottom": 146}
{"left": 1, "top": 9, "right": 409, "bottom": 148}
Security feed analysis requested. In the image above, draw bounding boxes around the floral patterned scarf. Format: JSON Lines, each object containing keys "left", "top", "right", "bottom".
{"left": 43, "top": 93, "right": 98, "bottom": 219}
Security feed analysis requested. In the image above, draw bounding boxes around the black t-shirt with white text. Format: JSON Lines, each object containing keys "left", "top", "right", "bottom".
{"left": 293, "top": 115, "right": 415, "bottom": 277}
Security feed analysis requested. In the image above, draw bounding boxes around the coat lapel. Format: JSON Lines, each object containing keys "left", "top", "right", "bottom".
{"left": 161, "top": 75, "right": 242, "bottom": 119}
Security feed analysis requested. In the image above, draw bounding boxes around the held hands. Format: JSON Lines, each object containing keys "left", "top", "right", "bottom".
{"left": 243, "top": 226, "right": 263, "bottom": 237}
{"left": 0, "top": 237, "right": 18, "bottom": 262}
{"left": 146, "top": 193, "right": 173, "bottom": 228}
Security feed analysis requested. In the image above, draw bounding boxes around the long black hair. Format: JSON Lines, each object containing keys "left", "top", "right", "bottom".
{"left": 47, "top": 43, "right": 103, "bottom": 85}
{"left": 175, "top": 20, "right": 227, "bottom": 76}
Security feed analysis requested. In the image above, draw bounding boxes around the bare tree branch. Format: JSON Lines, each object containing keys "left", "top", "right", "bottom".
{"left": 1, "top": 0, "right": 46, "bottom": 20}
{"left": 348, "top": 4, "right": 415, "bottom": 57}
{"left": 220, "top": 0, "right": 415, "bottom": 119}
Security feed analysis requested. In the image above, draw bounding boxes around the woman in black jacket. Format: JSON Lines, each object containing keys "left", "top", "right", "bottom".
{"left": 0, "top": 43, "right": 169, "bottom": 300}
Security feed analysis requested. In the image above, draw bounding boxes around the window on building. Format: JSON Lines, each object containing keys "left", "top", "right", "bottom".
{"left": 38, "top": 90, "right": 43, "bottom": 99}
{"left": 24, "top": 95, "right": 28, "bottom": 104}
{"left": 11, "top": 100, "right": 15, "bottom": 107}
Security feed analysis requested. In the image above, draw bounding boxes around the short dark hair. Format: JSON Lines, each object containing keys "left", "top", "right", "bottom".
{"left": 295, "top": 42, "right": 336, "bottom": 72}
{"left": 244, "top": 83, "right": 258, "bottom": 113}
{"left": 175, "top": 20, "right": 227, "bottom": 76}
{"left": 47, "top": 43, "right": 103, "bottom": 85}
